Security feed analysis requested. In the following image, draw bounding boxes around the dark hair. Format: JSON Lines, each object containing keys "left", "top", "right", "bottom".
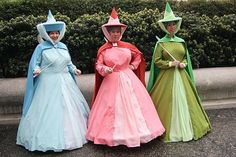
{"left": 47, "top": 31, "right": 60, "bottom": 35}
{"left": 163, "top": 21, "right": 177, "bottom": 27}
{"left": 106, "top": 26, "right": 121, "bottom": 32}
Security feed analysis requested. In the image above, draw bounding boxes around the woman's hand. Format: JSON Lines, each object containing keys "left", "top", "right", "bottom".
{"left": 33, "top": 69, "right": 41, "bottom": 77}
{"left": 129, "top": 65, "right": 135, "bottom": 70}
{"left": 170, "top": 60, "right": 180, "bottom": 67}
{"left": 179, "top": 63, "right": 186, "bottom": 69}
{"left": 105, "top": 67, "right": 113, "bottom": 74}
{"left": 75, "top": 69, "right": 82, "bottom": 75}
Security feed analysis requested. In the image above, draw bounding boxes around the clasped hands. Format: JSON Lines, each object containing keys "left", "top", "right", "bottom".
{"left": 170, "top": 60, "right": 186, "bottom": 69}
{"left": 105, "top": 67, "right": 113, "bottom": 74}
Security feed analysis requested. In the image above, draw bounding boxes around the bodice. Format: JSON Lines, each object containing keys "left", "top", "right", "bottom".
{"left": 103, "top": 47, "right": 131, "bottom": 71}
{"left": 41, "top": 48, "right": 71, "bottom": 72}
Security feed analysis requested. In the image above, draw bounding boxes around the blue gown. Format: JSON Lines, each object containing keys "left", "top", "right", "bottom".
{"left": 16, "top": 41, "right": 90, "bottom": 152}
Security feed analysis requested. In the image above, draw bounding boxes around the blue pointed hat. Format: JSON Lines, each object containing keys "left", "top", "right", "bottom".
{"left": 36, "top": 10, "right": 66, "bottom": 44}
{"left": 42, "top": 10, "right": 65, "bottom": 32}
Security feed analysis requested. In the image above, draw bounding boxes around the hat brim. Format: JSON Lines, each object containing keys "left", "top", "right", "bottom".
{"left": 158, "top": 18, "right": 182, "bottom": 34}
{"left": 41, "top": 21, "right": 65, "bottom": 32}
{"left": 102, "top": 23, "right": 127, "bottom": 27}
{"left": 37, "top": 21, "right": 66, "bottom": 44}
{"left": 158, "top": 17, "right": 182, "bottom": 23}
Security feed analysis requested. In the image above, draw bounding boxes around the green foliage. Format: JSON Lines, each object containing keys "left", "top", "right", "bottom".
{"left": 178, "top": 12, "right": 236, "bottom": 68}
{"left": 0, "top": 0, "right": 164, "bottom": 21}
{"left": 0, "top": 0, "right": 235, "bottom": 21}
{"left": 119, "top": 9, "right": 163, "bottom": 68}
{"left": 64, "top": 12, "right": 107, "bottom": 73}
{"left": 177, "top": 0, "right": 236, "bottom": 17}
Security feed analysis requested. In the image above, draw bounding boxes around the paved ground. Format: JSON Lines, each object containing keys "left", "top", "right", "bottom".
{"left": 0, "top": 108, "right": 235, "bottom": 157}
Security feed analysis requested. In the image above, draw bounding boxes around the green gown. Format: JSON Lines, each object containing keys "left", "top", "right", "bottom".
{"left": 148, "top": 35, "right": 211, "bottom": 142}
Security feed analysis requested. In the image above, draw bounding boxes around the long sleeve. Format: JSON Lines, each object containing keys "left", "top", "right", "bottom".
{"left": 154, "top": 44, "right": 172, "bottom": 69}
{"left": 66, "top": 49, "right": 77, "bottom": 74}
{"left": 96, "top": 51, "right": 110, "bottom": 76}
{"left": 130, "top": 51, "right": 141, "bottom": 70}
{"left": 33, "top": 54, "right": 42, "bottom": 71}
{"left": 67, "top": 61, "right": 77, "bottom": 74}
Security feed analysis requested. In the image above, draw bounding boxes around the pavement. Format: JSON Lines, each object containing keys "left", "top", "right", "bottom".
{"left": 0, "top": 107, "right": 235, "bottom": 157}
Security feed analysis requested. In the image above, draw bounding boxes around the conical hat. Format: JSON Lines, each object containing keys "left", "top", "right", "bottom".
{"left": 158, "top": 2, "right": 182, "bottom": 34}
{"left": 38, "top": 10, "right": 65, "bottom": 32}
{"left": 102, "top": 7, "right": 126, "bottom": 27}
{"left": 102, "top": 7, "right": 127, "bottom": 43}
{"left": 36, "top": 10, "right": 66, "bottom": 44}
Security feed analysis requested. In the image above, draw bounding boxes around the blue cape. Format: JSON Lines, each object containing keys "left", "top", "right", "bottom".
{"left": 22, "top": 41, "right": 75, "bottom": 116}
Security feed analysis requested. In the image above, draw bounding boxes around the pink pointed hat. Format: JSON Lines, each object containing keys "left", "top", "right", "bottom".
{"left": 102, "top": 7, "right": 127, "bottom": 42}
{"left": 102, "top": 7, "right": 126, "bottom": 27}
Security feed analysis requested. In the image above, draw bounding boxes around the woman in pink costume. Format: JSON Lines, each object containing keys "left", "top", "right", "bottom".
{"left": 86, "top": 8, "right": 165, "bottom": 147}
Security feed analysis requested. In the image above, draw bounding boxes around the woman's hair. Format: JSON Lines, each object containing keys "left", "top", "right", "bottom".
{"left": 163, "top": 21, "right": 177, "bottom": 28}
{"left": 47, "top": 31, "right": 60, "bottom": 35}
{"left": 106, "top": 26, "right": 121, "bottom": 33}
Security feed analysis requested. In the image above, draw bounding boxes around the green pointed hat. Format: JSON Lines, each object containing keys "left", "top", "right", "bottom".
{"left": 158, "top": 2, "right": 182, "bottom": 34}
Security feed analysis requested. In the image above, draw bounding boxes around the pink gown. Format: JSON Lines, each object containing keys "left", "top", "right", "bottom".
{"left": 86, "top": 46, "right": 165, "bottom": 147}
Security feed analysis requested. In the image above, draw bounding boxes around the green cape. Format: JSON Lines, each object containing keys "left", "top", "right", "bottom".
{"left": 147, "top": 34, "right": 195, "bottom": 92}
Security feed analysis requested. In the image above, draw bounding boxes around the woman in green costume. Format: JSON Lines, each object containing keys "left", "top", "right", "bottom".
{"left": 147, "top": 2, "right": 211, "bottom": 142}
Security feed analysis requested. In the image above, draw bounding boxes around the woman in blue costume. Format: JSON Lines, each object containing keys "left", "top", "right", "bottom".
{"left": 16, "top": 10, "right": 90, "bottom": 152}
{"left": 147, "top": 3, "right": 211, "bottom": 142}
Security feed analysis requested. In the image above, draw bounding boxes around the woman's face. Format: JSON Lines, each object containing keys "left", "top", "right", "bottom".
{"left": 108, "top": 27, "right": 121, "bottom": 42}
{"left": 166, "top": 22, "right": 176, "bottom": 35}
{"left": 49, "top": 31, "right": 59, "bottom": 41}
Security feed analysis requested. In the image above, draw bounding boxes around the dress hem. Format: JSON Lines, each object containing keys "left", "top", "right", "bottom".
{"left": 86, "top": 127, "right": 165, "bottom": 147}
{"left": 16, "top": 141, "right": 88, "bottom": 152}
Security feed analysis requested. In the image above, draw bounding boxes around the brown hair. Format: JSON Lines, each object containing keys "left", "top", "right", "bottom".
{"left": 106, "top": 26, "right": 121, "bottom": 33}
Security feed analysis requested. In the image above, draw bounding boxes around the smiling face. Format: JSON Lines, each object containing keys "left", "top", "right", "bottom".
{"left": 108, "top": 26, "right": 121, "bottom": 42}
{"left": 166, "top": 22, "right": 176, "bottom": 37}
{"left": 48, "top": 31, "right": 59, "bottom": 41}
